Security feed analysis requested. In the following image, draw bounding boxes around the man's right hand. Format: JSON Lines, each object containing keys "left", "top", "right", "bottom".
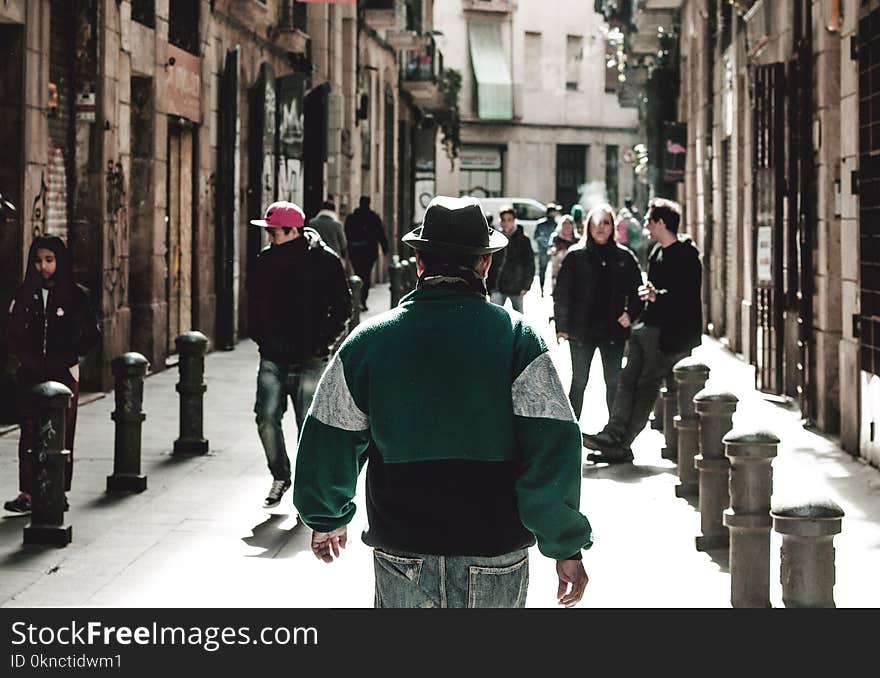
{"left": 311, "top": 526, "right": 348, "bottom": 563}
{"left": 556, "top": 332, "right": 569, "bottom": 344}
{"left": 556, "top": 559, "right": 588, "bottom": 607}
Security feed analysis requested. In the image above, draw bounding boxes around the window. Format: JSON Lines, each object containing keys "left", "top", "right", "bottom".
{"left": 605, "top": 145, "right": 619, "bottom": 208}
{"left": 468, "top": 22, "right": 513, "bottom": 119}
{"left": 524, "top": 32, "right": 541, "bottom": 88}
{"left": 131, "top": 0, "right": 155, "bottom": 28}
{"left": 565, "top": 35, "right": 582, "bottom": 91}
{"left": 279, "top": 1, "right": 307, "bottom": 31}
{"left": 459, "top": 146, "right": 503, "bottom": 197}
{"left": 514, "top": 202, "right": 545, "bottom": 221}
{"left": 169, "top": 0, "right": 200, "bottom": 56}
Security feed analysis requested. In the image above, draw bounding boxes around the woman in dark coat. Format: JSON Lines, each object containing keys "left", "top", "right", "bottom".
{"left": 552, "top": 204, "right": 643, "bottom": 422}
{"left": 4, "top": 235, "right": 101, "bottom": 514}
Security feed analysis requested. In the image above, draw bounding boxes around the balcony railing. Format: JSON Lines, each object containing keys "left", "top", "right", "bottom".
{"left": 400, "top": 35, "right": 441, "bottom": 83}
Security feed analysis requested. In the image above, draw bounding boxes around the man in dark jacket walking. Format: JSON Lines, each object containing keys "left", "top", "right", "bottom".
{"left": 344, "top": 196, "right": 389, "bottom": 311}
{"left": 489, "top": 205, "right": 535, "bottom": 313}
{"left": 249, "top": 201, "right": 352, "bottom": 508}
{"left": 582, "top": 198, "right": 702, "bottom": 464}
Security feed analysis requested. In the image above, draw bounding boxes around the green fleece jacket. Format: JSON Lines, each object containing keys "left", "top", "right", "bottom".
{"left": 293, "top": 286, "right": 593, "bottom": 560}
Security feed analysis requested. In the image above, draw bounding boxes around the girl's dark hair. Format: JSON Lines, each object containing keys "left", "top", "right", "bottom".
{"left": 21, "top": 235, "right": 74, "bottom": 306}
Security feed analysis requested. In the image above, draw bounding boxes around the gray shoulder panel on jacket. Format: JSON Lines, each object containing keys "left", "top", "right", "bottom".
{"left": 511, "top": 352, "right": 576, "bottom": 421}
{"left": 308, "top": 354, "right": 370, "bottom": 431}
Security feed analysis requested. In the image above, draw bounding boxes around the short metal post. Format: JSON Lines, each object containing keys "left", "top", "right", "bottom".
{"left": 173, "top": 331, "right": 209, "bottom": 455}
{"left": 660, "top": 376, "right": 678, "bottom": 461}
{"left": 693, "top": 389, "right": 738, "bottom": 551}
{"left": 348, "top": 275, "right": 363, "bottom": 328}
{"left": 23, "top": 381, "right": 72, "bottom": 547}
{"left": 771, "top": 500, "right": 844, "bottom": 608}
{"left": 107, "top": 352, "right": 150, "bottom": 493}
{"left": 723, "top": 430, "right": 779, "bottom": 608}
{"left": 389, "top": 256, "right": 403, "bottom": 308}
{"left": 672, "top": 359, "right": 709, "bottom": 498}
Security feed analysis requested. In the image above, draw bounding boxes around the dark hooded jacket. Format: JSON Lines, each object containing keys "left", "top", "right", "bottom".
{"left": 7, "top": 235, "right": 102, "bottom": 382}
{"left": 491, "top": 224, "right": 535, "bottom": 296}
{"left": 553, "top": 231, "right": 643, "bottom": 342}
{"left": 248, "top": 227, "right": 352, "bottom": 364}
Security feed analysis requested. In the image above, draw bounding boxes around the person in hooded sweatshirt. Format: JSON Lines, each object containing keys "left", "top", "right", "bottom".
{"left": 4, "top": 235, "right": 101, "bottom": 514}
{"left": 553, "top": 204, "right": 643, "bottom": 423}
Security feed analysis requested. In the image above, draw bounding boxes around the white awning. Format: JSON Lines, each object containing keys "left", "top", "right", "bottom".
{"left": 467, "top": 21, "right": 513, "bottom": 120}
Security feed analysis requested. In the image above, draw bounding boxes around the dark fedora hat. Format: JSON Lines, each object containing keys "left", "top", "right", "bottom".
{"left": 402, "top": 196, "right": 509, "bottom": 255}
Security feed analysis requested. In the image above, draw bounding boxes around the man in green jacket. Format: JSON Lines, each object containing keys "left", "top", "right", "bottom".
{"left": 293, "top": 195, "right": 592, "bottom": 608}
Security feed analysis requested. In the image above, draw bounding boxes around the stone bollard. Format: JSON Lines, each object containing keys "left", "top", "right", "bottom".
{"left": 722, "top": 430, "right": 779, "bottom": 608}
{"left": 107, "top": 353, "right": 150, "bottom": 493}
{"left": 672, "top": 359, "right": 710, "bottom": 498}
{"left": 173, "top": 331, "right": 209, "bottom": 455}
{"left": 348, "top": 275, "right": 363, "bottom": 329}
{"left": 693, "top": 389, "right": 738, "bottom": 551}
{"left": 23, "top": 381, "right": 72, "bottom": 547}
{"left": 389, "top": 255, "right": 403, "bottom": 308}
{"left": 771, "top": 499, "right": 844, "bottom": 608}
{"left": 660, "top": 376, "right": 678, "bottom": 461}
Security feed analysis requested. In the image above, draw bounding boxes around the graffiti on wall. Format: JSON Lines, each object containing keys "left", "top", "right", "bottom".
{"left": 104, "top": 159, "right": 128, "bottom": 309}
{"left": 30, "top": 171, "right": 48, "bottom": 238}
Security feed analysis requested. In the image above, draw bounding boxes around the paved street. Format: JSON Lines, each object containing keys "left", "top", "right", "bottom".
{"left": 1, "top": 279, "right": 878, "bottom": 609}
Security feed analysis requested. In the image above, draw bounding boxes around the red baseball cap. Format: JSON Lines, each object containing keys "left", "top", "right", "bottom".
{"left": 249, "top": 201, "right": 305, "bottom": 229}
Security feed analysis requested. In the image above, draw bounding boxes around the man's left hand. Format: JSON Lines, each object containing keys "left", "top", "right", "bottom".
{"left": 617, "top": 312, "right": 631, "bottom": 328}
{"left": 311, "top": 526, "right": 348, "bottom": 563}
{"left": 519, "top": 290, "right": 528, "bottom": 297}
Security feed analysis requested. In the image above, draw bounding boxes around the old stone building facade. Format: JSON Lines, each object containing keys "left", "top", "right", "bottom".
{"left": 432, "top": 0, "right": 640, "bottom": 213}
{"left": 605, "top": 0, "right": 869, "bottom": 465}
{"left": 0, "top": 0, "right": 446, "bottom": 422}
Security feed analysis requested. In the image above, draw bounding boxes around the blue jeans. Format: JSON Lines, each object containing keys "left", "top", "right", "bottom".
{"left": 569, "top": 338, "right": 626, "bottom": 419}
{"left": 373, "top": 548, "right": 529, "bottom": 608}
{"left": 490, "top": 290, "right": 524, "bottom": 313}
{"left": 254, "top": 357, "right": 327, "bottom": 481}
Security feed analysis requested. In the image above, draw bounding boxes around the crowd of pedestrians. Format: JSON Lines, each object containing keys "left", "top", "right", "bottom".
{"left": 3, "top": 188, "right": 702, "bottom": 610}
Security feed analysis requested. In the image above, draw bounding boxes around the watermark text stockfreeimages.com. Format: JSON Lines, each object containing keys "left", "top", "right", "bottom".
{"left": 10, "top": 620, "right": 318, "bottom": 654}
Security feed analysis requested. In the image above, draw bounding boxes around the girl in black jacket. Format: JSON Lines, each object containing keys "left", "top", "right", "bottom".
{"left": 553, "top": 204, "right": 643, "bottom": 421}
{"left": 4, "top": 235, "right": 101, "bottom": 514}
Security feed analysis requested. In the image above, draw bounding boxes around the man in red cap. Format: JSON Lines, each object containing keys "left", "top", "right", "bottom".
{"left": 249, "top": 200, "right": 352, "bottom": 509}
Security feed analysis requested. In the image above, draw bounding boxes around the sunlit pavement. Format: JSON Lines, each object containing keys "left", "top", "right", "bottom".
{"left": 1, "top": 278, "right": 878, "bottom": 608}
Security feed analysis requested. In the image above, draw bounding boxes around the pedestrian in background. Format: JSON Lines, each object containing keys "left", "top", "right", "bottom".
{"left": 533, "top": 202, "right": 559, "bottom": 296}
{"left": 344, "top": 196, "right": 389, "bottom": 312}
{"left": 248, "top": 201, "right": 352, "bottom": 509}
{"left": 616, "top": 206, "right": 648, "bottom": 271}
{"left": 293, "top": 195, "right": 591, "bottom": 608}
{"left": 582, "top": 198, "right": 702, "bottom": 464}
{"left": 547, "top": 214, "right": 579, "bottom": 296}
{"left": 554, "top": 203, "right": 643, "bottom": 421}
{"left": 489, "top": 205, "right": 535, "bottom": 313}
{"left": 4, "top": 235, "right": 101, "bottom": 514}
{"left": 308, "top": 199, "right": 347, "bottom": 260}
{"left": 570, "top": 203, "right": 586, "bottom": 239}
